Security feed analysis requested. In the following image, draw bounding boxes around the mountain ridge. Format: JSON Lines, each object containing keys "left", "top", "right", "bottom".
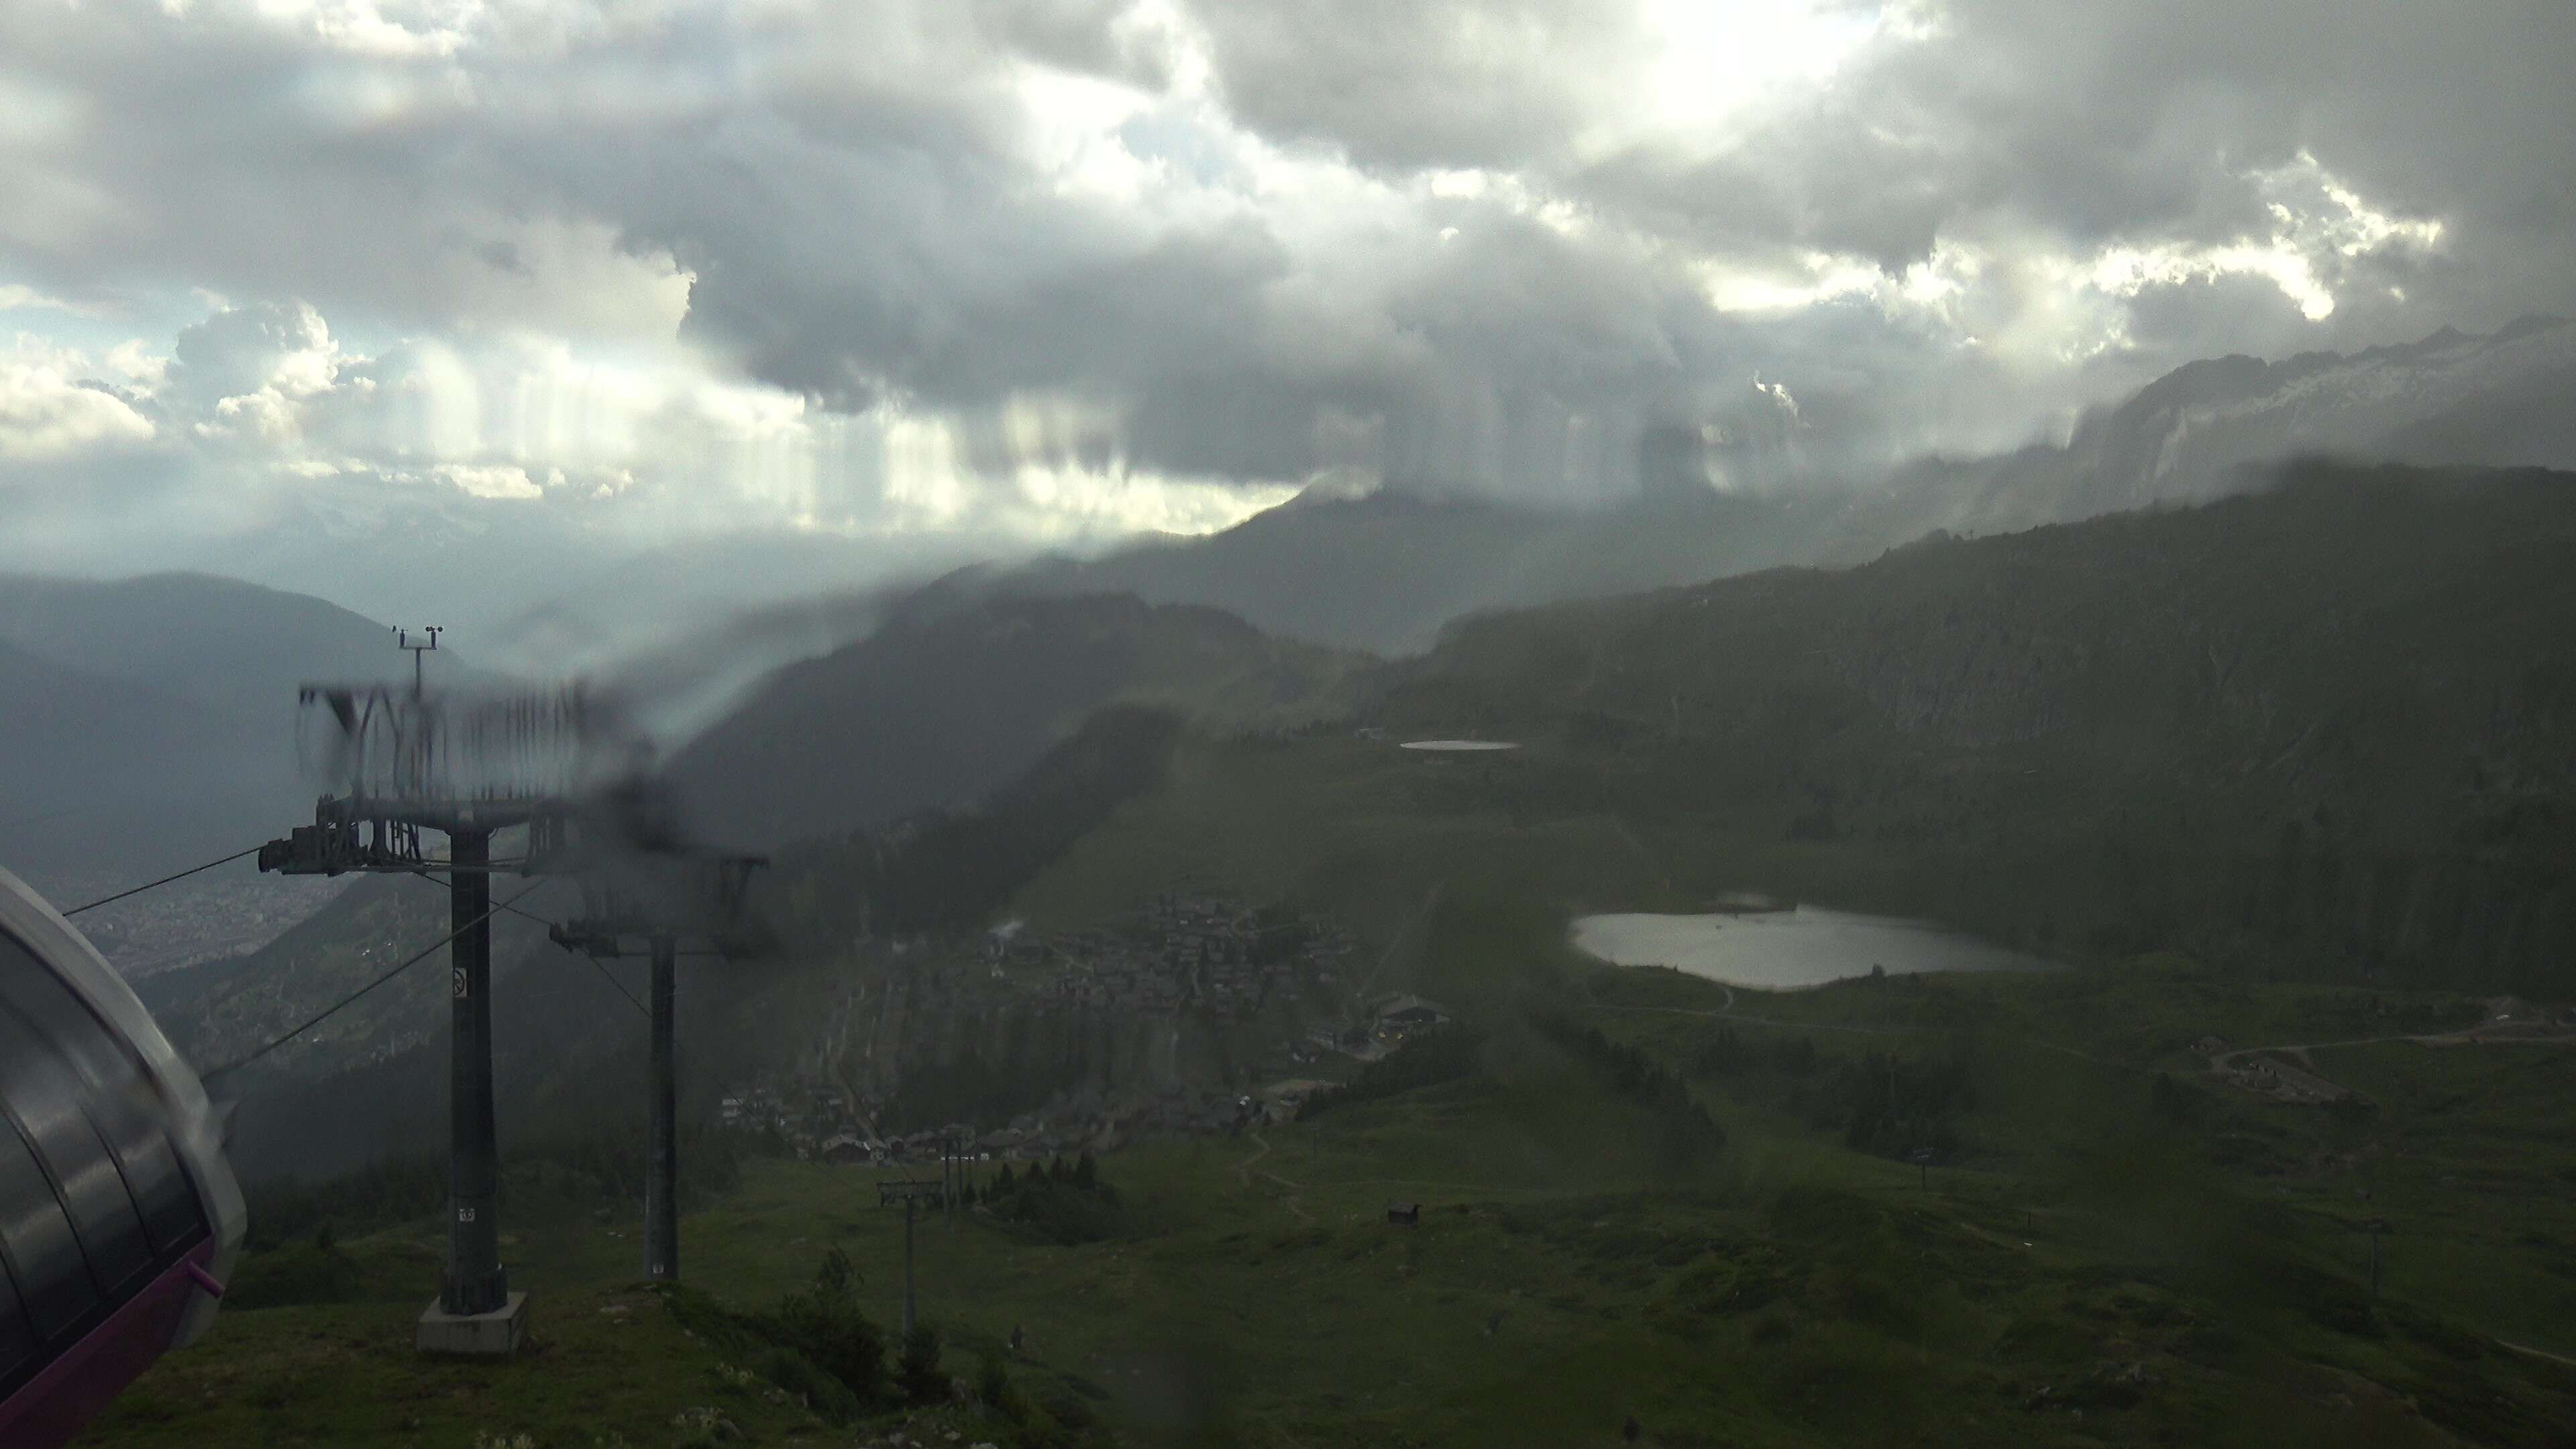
{"left": 0, "top": 570, "right": 502, "bottom": 892}
{"left": 889, "top": 316, "right": 2576, "bottom": 659}
{"left": 666, "top": 590, "right": 1362, "bottom": 851}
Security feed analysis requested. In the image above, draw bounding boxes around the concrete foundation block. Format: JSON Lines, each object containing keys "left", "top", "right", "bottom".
{"left": 416, "top": 1292, "right": 529, "bottom": 1357}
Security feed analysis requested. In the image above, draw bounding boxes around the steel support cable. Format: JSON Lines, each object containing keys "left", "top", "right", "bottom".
{"left": 62, "top": 846, "right": 264, "bottom": 916}
{"left": 398, "top": 867, "right": 647, "bottom": 1018}
{"left": 398, "top": 867, "right": 566, "bottom": 933}
{"left": 582, "top": 958, "right": 651, "bottom": 1018}
{"left": 198, "top": 876, "right": 561, "bottom": 1085}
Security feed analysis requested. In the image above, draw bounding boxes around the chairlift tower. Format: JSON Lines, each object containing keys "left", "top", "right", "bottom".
{"left": 547, "top": 853, "right": 767, "bottom": 1284}
{"left": 256, "top": 636, "right": 622, "bottom": 1356}
{"left": 878, "top": 1179, "right": 946, "bottom": 1337}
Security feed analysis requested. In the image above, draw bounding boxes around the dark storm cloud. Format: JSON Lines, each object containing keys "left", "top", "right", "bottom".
{"left": 975, "top": 0, "right": 1177, "bottom": 87}
{"left": 1180, "top": 0, "right": 2574, "bottom": 341}
{"left": 0, "top": 3, "right": 1406, "bottom": 488}
{"left": 1185, "top": 0, "right": 1635, "bottom": 172}
{"left": 744, "top": 0, "right": 2575, "bottom": 485}
{"left": 2, "top": 0, "right": 2571, "bottom": 527}
{"left": 1652, "top": 2, "right": 2566, "bottom": 331}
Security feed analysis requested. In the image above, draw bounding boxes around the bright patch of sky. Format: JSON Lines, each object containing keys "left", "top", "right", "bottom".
{"left": 1631, "top": 0, "right": 1921, "bottom": 144}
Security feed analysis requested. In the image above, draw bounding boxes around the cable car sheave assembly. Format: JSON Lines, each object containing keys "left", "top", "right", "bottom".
{"left": 260, "top": 639, "right": 764, "bottom": 1356}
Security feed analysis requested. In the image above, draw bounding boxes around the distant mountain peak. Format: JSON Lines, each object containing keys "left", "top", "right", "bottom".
{"left": 1945, "top": 314, "right": 2576, "bottom": 526}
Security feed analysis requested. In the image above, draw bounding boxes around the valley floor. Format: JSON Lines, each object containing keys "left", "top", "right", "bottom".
{"left": 73, "top": 955, "right": 2576, "bottom": 1449}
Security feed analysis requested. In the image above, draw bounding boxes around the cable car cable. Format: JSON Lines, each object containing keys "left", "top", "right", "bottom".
{"left": 62, "top": 845, "right": 264, "bottom": 916}
{"left": 580, "top": 957, "right": 649, "bottom": 1018}
{"left": 398, "top": 867, "right": 647, "bottom": 1018}
{"left": 398, "top": 866, "right": 566, "bottom": 932}
{"left": 197, "top": 876, "right": 561, "bottom": 1085}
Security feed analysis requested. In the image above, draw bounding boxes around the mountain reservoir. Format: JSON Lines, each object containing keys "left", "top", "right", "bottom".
{"left": 1571, "top": 905, "right": 2057, "bottom": 990}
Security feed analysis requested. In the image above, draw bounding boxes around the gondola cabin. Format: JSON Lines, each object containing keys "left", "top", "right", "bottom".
{"left": 0, "top": 868, "right": 246, "bottom": 1448}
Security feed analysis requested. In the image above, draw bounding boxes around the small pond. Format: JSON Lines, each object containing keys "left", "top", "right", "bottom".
{"left": 1570, "top": 906, "right": 2055, "bottom": 991}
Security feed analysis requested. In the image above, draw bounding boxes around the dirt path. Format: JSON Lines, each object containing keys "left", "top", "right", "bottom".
{"left": 1232, "top": 1128, "right": 1272, "bottom": 1188}
{"left": 2500, "top": 1340, "right": 2576, "bottom": 1372}
{"left": 2210, "top": 1035, "right": 2428, "bottom": 1072}
{"left": 1235, "top": 1129, "right": 1312, "bottom": 1224}
{"left": 1257, "top": 1171, "right": 1312, "bottom": 1224}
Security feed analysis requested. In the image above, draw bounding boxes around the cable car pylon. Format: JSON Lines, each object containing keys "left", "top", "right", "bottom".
{"left": 255, "top": 633, "right": 761, "bottom": 1351}
{"left": 547, "top": 852, "right": 767, "bottom": 1285}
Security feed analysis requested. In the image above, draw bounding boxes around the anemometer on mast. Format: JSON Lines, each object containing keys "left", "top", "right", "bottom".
{"left": 394, "top": 626, "right": 443, "bottom": 698}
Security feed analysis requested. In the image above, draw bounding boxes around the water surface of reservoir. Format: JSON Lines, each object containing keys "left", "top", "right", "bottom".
{"left": 1570, "top": 906, "right": 2054, "bottom": 990}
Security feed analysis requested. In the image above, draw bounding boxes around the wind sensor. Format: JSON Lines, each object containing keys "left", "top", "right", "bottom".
{"left": 394, "top": 625, "right": 442, "bottom": 698}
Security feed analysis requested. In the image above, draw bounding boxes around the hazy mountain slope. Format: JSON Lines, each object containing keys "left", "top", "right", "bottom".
{"left": 2368, "top": 316, "right": 2576, "bottom": 468}
{"left": 0, "top": 571, "right": 441, "bottom": 718}
{"left": 162, "top": 461, "right": 2576, "bottom": 1188}
{"left": 135, "top": 871, "right": 600, "bottom": 1185}
{"left": 148, "top": 704, "right": 1197, "bottom": 1186}
{"left": 1873, "top": 315, "right": 2576, "bottom": 539}
{"left": 957, "top": 319, "right": 2574, "bottom": 660}
{"left": 579, "top": 586, "right": 909, "bottom": 747}
{"left": 667, "top": 592, "right": 1360, "bottom": 851}
{"left": 0, "top": 572, "right": 507, "bottom": 891}
{"left": 0, "top": 635, "right": 290, "bottom": 884}
{"left": 971, "top": 488, "right": 1854, "bottom": 657}
{"left": 1383, "top": 460, "right": 2576, "bottom": 987}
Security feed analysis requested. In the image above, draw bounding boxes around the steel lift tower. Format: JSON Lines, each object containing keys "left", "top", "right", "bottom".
{"left": 877, "top": 1179, "right": 946, "bottom": 1337}
{"left": 257, "top": 639, "right": 616, "bottom": 1356}
{"left": 547, "top": 851, "right": 766, "bottom": 1283}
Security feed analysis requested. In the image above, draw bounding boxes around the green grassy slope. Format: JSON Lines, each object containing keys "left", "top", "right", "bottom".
{"left": 78, "top": 951, "right": 2576, "bottom": 1448}
{"left": 83, "top": 732, "right": 2576, "bottom": 1448}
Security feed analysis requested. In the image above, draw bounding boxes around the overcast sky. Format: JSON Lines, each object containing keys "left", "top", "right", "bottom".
{"left": 2, "top": 0, "right": 2570, "bottom": 626}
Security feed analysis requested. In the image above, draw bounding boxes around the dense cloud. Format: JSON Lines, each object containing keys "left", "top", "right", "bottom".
{"left": 0, "top": 0, "right": 2569, "bottom": 620}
